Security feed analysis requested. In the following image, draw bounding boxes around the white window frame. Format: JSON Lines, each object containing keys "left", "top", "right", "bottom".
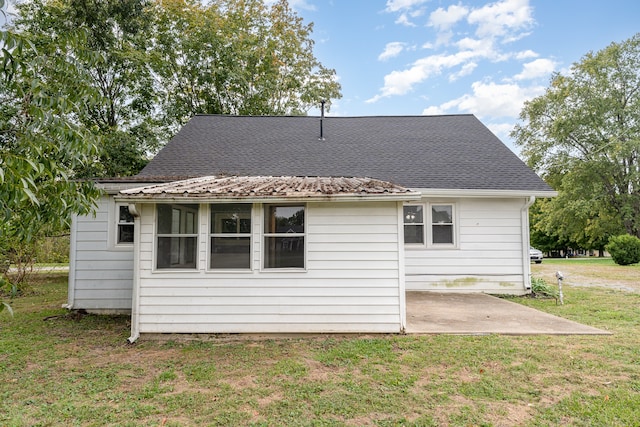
{"left": 428, "top": 202, "right": 457, "bottom": 248}
{"left": 115, "top": 203, "right": 135, "bottom": 246}
{"left": 263, "top": 204, "right": 306, "bottom": 270}
{"left": 208, "top": 203, "right": 253, "bottom": 271}
{"left": 155, "top": 203, "right": 199, "bottom": 270}
{"left": 107, "top": 199, "right": 135, "bottom": 251}
{"left": 403, "top": 202, "right": 458, "bottom": 249}
{"left": 403, "top": 204, "right": 426, "bottom": 247}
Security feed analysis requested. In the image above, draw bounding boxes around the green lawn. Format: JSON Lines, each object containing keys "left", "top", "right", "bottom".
{"left": 541, "top": 257, "right": 621, "bottom": 266}
{"left": 1, "top": 276, "right": 639, "bottom": 426}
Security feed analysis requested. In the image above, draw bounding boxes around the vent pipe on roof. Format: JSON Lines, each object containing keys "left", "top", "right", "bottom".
{"left": 319, "top": 100, "right": 326, "bottom": 141}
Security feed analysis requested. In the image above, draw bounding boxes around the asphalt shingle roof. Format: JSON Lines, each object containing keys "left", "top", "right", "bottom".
{"left": 137, "top": 114, "right": 553, "bottom": 192}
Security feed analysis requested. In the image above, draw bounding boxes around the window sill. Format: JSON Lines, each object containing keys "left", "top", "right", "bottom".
{"left": 107, "top": 243, "right": 135, "bottom": 251}
{"left": 404, "top": 244, "right": 459, "bottom": 250}
{"left": 205, "top": 269, "right": 254, "bottom": 274}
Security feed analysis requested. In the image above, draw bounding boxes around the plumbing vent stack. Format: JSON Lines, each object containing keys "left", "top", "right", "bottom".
{"left": 319, "top": 100, "right": 326, "bottom": 141}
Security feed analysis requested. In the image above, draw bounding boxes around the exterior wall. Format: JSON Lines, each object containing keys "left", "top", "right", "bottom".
{"left": 405, "top": 197, "right": 529, "bottom": 294}
{"left": 133, "top": 201, "right": 404, "bottom": 334}
{"left": 68, "top": 195, "right": 134, "bottom": 312}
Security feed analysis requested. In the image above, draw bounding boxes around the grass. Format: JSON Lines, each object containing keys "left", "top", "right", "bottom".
{"left": 541, "top": 257, "right": 623, "bottom": 266}
{"left": 1, "top": 274, "right": 640, "bottom": 426}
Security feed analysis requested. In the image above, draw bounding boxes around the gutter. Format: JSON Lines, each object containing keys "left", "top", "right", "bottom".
{"left": 413, "top": 188, "right": 557, "bottom": 198}
{"left": 521, "top": 196, "right": 536, "bottom": 291}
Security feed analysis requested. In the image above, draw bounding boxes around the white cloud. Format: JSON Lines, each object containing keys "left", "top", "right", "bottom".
{"left": 367, "top": 51, "right": 480, "bottom": 101}
{"left": 427, "top": 5, "right": 469, "bottom": 46}
{"left": 467, "top": 0, "right": 534, "bottom": 41}
{"left": 422, "top": 105, "right": 446, "bottom": 115}
{"left": 516, "top": 50, "right": 539, "bottom": 59}
{"left": 455, "top": 37, "right": 508, "bottom": 61}
{"left": 513, "top": 58, "right": 556, "bottom": 80}
{"left": 432, "top": 80, "right": 545, "bottom": 119}
{"left": 385, "top": 0, "right": 429, "bottom": 12}
{"left": 372, "top": 0, "right": 544, "bottom": 125}
{"left": 395, "top": 13, "right": 417, "bottom": 27}
{"left": 378, "top": 42, "right": 407, "bottom": 61}
{"left": 449, "top": 62, "right": 477, "bottom": 81}
{"left": 428, "top": 4, "right": 469, "bottom": 31}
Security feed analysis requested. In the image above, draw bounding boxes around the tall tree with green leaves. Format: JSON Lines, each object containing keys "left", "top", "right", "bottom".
{"left": 513, "top": 33, "right": 640, "bottom": 246}
{"left": 12, "top": 0, "right": 159, "bottom": 177}
{"left": 0, "top": 25, "right": 100, "bottom": 292}
{"left": 150, "top": 0, "right": 341, "bottom": 131}
{"left": 11, "top": 0, "right": 342, "bottom": 174}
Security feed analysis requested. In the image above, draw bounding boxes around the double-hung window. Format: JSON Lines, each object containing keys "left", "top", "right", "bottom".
{"left": 264, "top": 205, "right": 305, "bottom": 269}
{"left": 403, "top": 205, "right": 425, "bottom": 244}
{"left": 116, "top": 204, "right": 134, "bottom": 244}
{"left": 431, "top": 204, "right": 454, "bottom": 245}
{"left": 403, "top": 203, "right": 456, "bottom": 247}
{"left": 210, "top": 204, "right": 252, "bottom": 270}
{"left": 156, "top": 204, "right": 198, "bottom": 269}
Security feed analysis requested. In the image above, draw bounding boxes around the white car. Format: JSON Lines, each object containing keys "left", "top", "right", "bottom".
{"left": 530, "top": 247, "right": 543, "bottom": 264}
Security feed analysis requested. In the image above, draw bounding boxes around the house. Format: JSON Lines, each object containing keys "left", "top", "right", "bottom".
{"left": 67, "top": 115, "right": 555, "bottom": 341}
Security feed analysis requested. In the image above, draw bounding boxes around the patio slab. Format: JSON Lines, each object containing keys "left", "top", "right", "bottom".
{"left": 405, "top": 292, "right": 611, "bottom": 335}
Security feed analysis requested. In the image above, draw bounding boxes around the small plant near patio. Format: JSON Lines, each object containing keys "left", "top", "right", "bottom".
{"left": 606, "top": 234, "right": 640, "bottom": 265}
{"left": 530, "top": 276, "right": 559, "bottom": 300}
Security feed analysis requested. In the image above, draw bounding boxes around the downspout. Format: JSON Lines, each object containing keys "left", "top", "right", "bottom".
{"left": 127, "top": 203, "right": 141, "bottom": 343}
{"left": 64, "top": 214, "right": 79, "bottom": 310}
{"left": 521, "top": 196, "right": 536, "bottom": 291}
{"left": 397, "top": 201, "right": 407, "bottom": 333}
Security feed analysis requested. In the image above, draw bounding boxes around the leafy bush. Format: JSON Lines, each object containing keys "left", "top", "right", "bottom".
{"left": 606, "top": 234, "right": 640, "bottom": 266}
{"left": 531, "top": 276, "right": 558, "bottom": 299}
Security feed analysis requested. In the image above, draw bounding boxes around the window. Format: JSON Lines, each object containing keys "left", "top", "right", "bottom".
{"left": 404, "top": 203, "right": 456, "bottom": 247}
{"left": 431, "top": 204, "right": 454, "bottom": 245}
{"left": 403, "top": 205, "right": 424, "bottom": 244}
{"left": 210, "top": 204, "right": 252, "bottom": 270}
{"left": 116, "top": 204, "right": 134, "bottom": 244}
{"left": 264, "top": 205, "right": 305, "bottom": 269}
{"left": 156, "top": 204, "right": 198, "bottom": 269}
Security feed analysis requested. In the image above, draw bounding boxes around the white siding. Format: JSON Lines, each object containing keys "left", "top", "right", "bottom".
{"left": 405, "top": 198, "right": 528, "bottom": 294}
{"left": 134, "top": 201, "right": 403, "bottom": 334}
{"left": 68, "top": 196, "right": 134, "bottom": 311}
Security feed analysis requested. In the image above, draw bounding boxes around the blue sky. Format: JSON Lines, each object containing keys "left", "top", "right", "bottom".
{"left": 3, "top": 0, "right": 639, "bottom": 153}
{"left": 290, "top": 0, "right": 640, "bottom": 152}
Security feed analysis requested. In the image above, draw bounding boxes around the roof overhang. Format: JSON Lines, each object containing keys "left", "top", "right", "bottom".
{"left": 412, "top": 188, "right": 557, "bottom": 198}
{"left": 93, "top": 177, "right": 189, "bottom": 194}
{"left": 116, "top": 175, "right": 422, "bottom": 203}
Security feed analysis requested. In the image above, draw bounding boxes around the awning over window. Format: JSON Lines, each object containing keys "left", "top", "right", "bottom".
{"left": 118, "top": 175, "right": 421, "bottom": 202}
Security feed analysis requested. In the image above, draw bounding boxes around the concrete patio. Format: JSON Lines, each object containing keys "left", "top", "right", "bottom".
{"left": 405, "top": 292, "right": 611, "bottom": 335}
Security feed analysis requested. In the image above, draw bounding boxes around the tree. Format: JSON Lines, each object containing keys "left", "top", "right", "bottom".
{"left": 12, "top": 0, "right": 342, "bottom": 173}
{"left": 149, "top": 0, "right": 341, "bottom": 131}
{"left": 0, "top": 26, "right": 100, "bottom": 292}
{"left": 513, "top": 34, "right": 640, "bottom": 246}
{"left": 12, "top": 0, "right": 160, "bottom": 177}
